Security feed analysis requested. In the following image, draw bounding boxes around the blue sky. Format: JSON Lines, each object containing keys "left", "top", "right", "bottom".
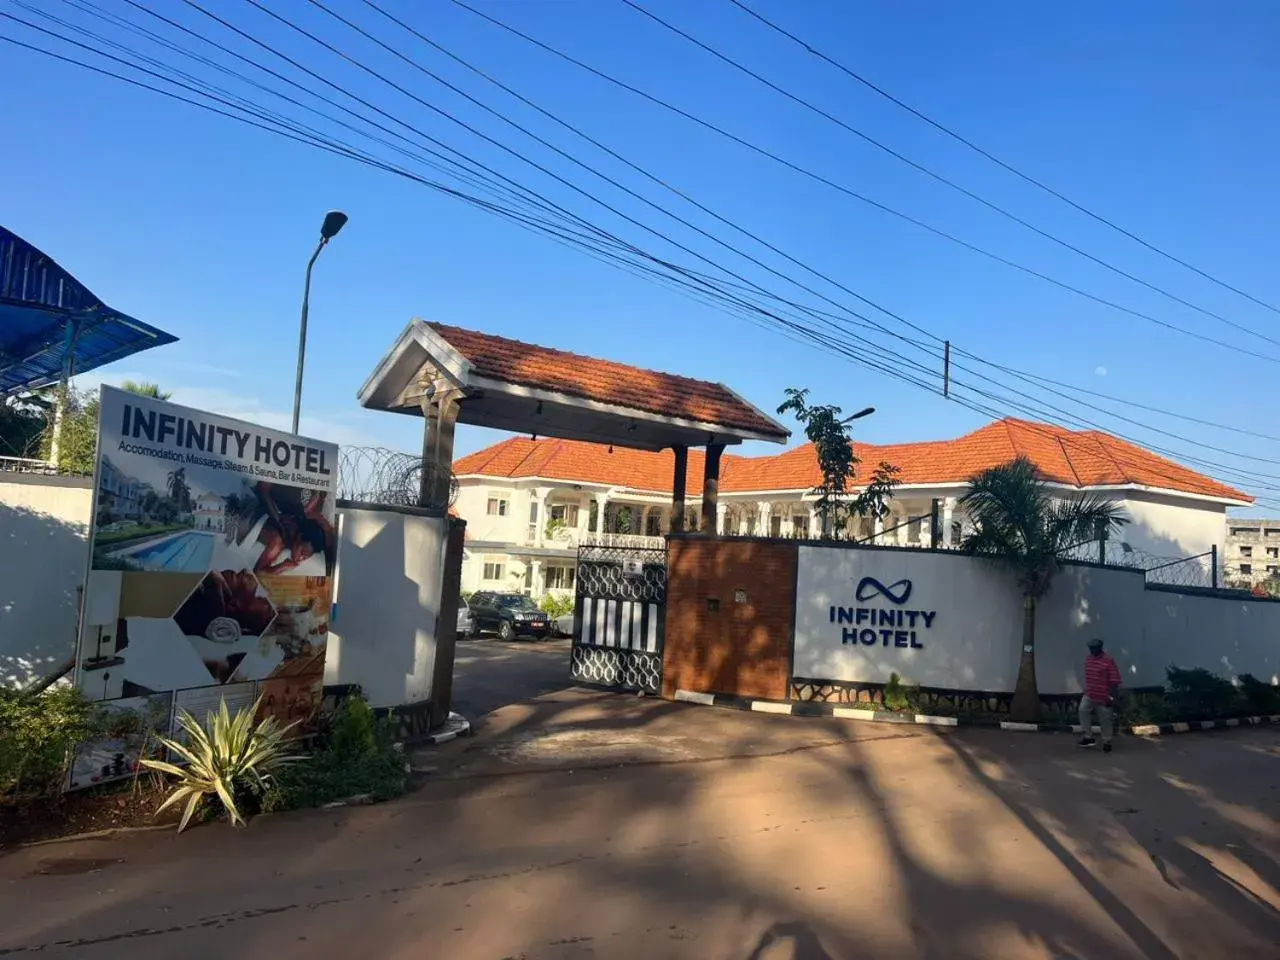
{"left": 3, "top": 1, "right": 1278, "bottom": 510}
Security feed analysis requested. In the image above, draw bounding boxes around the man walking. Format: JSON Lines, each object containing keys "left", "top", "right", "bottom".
{"left": 1079, "top": 638, "right": 1122, "bottom": 753}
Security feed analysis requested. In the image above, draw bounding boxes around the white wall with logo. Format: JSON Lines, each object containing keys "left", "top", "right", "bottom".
{"left": 793, "top": 544, "right": 1280, "bottom": 695}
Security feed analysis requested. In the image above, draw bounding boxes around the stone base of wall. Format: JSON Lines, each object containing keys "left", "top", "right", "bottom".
{"left": 791, "top": 678, "right": 1087, "bottom": 720}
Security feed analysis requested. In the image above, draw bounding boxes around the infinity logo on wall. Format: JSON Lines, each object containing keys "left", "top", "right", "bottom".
{"left": 855, "top": 576, "right": 913, "bottom": 605}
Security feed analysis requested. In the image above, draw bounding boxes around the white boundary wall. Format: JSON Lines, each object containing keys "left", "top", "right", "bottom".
{"left": 325, "top": 505, "right": 449, "bottom": 708}
{"left": 794, "top": 544, "right": 1280, "bottom": 694}
{"left": 0, "top": 475, "right": 92, "bottom": 688}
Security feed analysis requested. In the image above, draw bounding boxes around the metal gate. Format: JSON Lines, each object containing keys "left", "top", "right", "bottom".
{"left": 569, "top": 543, "right": 667, "bottom": 694}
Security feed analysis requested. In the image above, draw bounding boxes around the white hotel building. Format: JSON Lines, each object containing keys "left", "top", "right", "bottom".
{"left": 453, "top": 417, "right": 1251, "bottom": 599}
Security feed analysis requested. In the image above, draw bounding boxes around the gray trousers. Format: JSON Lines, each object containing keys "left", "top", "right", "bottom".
{"left": 1079, "top": 695, "right": 1114, "bottom": 742}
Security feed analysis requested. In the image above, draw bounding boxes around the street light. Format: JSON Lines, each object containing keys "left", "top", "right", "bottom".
{"left": 844, "top": 406, "right": 875, "bottom": 423}
{"left": 292, "top": 210, "right": 348, "bottom": 434}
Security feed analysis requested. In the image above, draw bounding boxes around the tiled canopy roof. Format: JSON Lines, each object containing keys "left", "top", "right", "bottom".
{"left": 429, "top": 323, "right": 787, "bottom": 440}
{"left": 453, "top": 418, "right": 1251, "bottom": 503}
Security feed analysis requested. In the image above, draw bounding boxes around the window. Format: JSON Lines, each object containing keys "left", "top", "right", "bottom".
{"left": 1267, "top": 529, "right": 1280, "bottom": 537}
{"left": 549, "top": 503, "right": 580, "bottom": 526}
{"left": 770, "top": 515, "right": 782, "bottom": 538}
{"left": 1268, "top": 547, "right": 1278, "bottom": 558}
{"left": 486, "top": 497, "right": 509, "bottom": 517}
{"left": 792, "top": 515, "right": 809, "bottom": 538}
{"left": 482, "top": 560, "right": 505, "bottom": 581}
{"left": 1240, "top": 563, "right": 1252, "bottom": 576}
{"left": 950, "top": 521, "right": 962, "bottom": 547}
{"left": 1241, "top": 546, "right": 1253, "bottom": 557}
{"left": 544, "top": 566, "right": 576, "bottom": 590}
{"left": 646, "top": 512, "right": 661, "bottom": 536}
{"left": 529, "top": 501, "right": 539, "bottom": 522}
{"left": 1269, "top": 566, "right": 1279, "bottom": 575}
{"left": 1231, "top": 527, "right": 1260, "bottom": 537}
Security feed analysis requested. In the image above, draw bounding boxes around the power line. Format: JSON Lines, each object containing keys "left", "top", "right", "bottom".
{"left": 619, "top": 0, "right": 1280, "bottom": 353}
{"left": 446, "top": 0, "right": 1280, "bottom": 368}
{"left": 9, "top": 6, "right": 1278, "bottom": 506}
{"left": 725, "top": 0, "right": 1280, "bottom": 321}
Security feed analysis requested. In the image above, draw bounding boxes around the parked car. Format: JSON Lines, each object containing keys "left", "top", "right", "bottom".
{"left": 457, "top": 595, "right": 475, "bottom": 639}
{"left": 468, "top": 591, "right": 551, "bottom": 641}
{"left": 554, "top": 612, "right": 575, "bottom": 638}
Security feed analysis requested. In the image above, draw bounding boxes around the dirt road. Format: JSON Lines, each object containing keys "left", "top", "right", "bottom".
{"left": 2, "top": 695, "right": 1277, "bottom": 959}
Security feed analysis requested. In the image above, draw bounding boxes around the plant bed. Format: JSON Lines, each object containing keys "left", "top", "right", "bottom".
{"left": 0, "top": 777, "right": 178, "bottom": 850}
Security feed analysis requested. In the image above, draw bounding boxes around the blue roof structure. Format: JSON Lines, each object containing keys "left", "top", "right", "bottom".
{"left": 0, "top": 226, "right": 177, "bottom": 396}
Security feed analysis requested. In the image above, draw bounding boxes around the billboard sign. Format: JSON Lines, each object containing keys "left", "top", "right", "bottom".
{"left": 70, "top": 386, "right": 338, "bottom": 788}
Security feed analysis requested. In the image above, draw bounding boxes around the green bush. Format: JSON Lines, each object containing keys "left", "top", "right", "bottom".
{"left": 1237, "top": 674, "right": 1280, "bottom": 714}
{"left": 0, "top": 686, "right": 97, "bottom": 803}
{"left": 539, "top": 594, "right": 575, "bottom": 619}
{"left": 1165, "top": 665, "right": 1241, "bottom": 720}
{"left": 263, "top": 695, "right": 407, "bottom": 812}
{"left": 883, "top": 672, "right": 912, "bottom": 712}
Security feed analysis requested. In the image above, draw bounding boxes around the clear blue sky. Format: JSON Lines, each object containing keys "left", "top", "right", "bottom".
{"left": 3, "top": 1, "right": 1278, "bottom": 510}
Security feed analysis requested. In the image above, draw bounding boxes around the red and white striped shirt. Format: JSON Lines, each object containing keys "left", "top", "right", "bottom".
{"left": 1084, "top": 653, "right": 1121, "bottom": 702}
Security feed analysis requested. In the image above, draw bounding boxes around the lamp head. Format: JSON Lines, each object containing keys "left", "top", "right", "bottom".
{"left": 320, "top": 210, "right": 348, "bottom": 241}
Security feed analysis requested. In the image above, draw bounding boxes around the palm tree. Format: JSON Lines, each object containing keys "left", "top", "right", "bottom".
{"left": 166, "top": 466, "right": 192, "bottom": 514}
{"left": 121, "top": 380, "right": 172, "bottom": 400}
{"left": 959, "top": 456, "right": 1127, "bottom": 722}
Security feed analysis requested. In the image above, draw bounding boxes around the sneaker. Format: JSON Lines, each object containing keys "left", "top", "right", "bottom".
{"left": 1078, "top": 737, "right": 1097, "bottom": 748}
{"left": 1102, "top": 742, "right": 1112, "bottom": 754}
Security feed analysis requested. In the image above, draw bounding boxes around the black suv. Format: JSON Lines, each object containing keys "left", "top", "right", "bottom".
{"left": 468, "top": 592, "right": 550, "bottom": 641}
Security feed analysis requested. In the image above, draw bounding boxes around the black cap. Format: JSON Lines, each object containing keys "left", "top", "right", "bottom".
{"left": 1088, "top": 638, "right": 1104, "bottom": 651}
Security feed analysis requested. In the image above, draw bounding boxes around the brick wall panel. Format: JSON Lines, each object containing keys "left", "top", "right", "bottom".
{"left": 662, "top": 539, "right": 796, "bottom": 700}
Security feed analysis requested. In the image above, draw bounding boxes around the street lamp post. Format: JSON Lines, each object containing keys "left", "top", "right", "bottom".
{"left": 292, "top": 210, "right": 348, "bottom": 434}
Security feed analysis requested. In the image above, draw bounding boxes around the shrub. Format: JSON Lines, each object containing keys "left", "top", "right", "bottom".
{"left": 1237, "top": 674, "right": 1280, "bottom": 714}
{"left": 539, "top": 594, "right": 574, "bottom": 620}
{"left": 0, "top": 686, "right": 96, "bottom": 803}
{"left": 141, "top": 697, "right": 301, "bottom": 831}
{"left": 883, "top": 673, "right": 912, "bottom": 712}
{"left": 1165, "top": 665, "right": 1241, "bottom": 721}
{"left": 262, "top": 695, "right": 407, "bottom": 812}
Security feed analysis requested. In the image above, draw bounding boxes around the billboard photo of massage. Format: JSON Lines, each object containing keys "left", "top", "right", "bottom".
{"left": 70, "top": 386, "right": 339, "bottom": 790}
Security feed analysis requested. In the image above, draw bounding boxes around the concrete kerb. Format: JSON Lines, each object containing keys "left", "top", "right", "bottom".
{"left": 673, "top": 690, "right": 1280, "bottom": 737}
{"left": 421, "top": 711, "right": 471, "bottom": 746}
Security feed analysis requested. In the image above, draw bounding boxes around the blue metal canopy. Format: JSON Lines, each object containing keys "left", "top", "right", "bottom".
{"left": 0, "top": 225, "right": 177, "bottom": 396}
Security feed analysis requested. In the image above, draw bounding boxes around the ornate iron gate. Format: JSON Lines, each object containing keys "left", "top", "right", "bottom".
{"left": 570, "top": 543, "right": 667, "bottom": 694}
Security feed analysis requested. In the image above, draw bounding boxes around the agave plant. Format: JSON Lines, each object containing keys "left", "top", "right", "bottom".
{"left": 142, "top": 697, "right": 302, "bottom": 832}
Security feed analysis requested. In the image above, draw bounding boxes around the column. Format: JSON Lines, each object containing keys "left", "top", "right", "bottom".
{"left": 809, "top": 504, "right": 821, "bottom": 540}
{"left": 419, "top": 388, "right": 460, "bottom": 508}
{"left": 716, "top": 502, "right": 728, "bottom": 536}
{"left": 533, "top": 486, "right": 551, "bottom": 547}
{"left": 757, "top": 501, "right": 772, "bottom": 538}
{"left": 530, "top": 559, "right": 543, "bottom": 599}
{"left": 593, "top": 493, "right": 609, "bottom": 534}
{"left": 671, "top": 445, "right": 689, "bottom": 533}
{"left": 942, "top": 497, "right": 955, "bottom": 548}
{"left": 699, "top": 443, "right": 724, "bottom": 535}
{"left": 873, "top": 513, "right": 884, "bottom": 543}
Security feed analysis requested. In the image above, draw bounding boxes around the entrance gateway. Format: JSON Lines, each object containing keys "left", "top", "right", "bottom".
{"left": 570, "top": 543, "right": 667, "bottom": 694}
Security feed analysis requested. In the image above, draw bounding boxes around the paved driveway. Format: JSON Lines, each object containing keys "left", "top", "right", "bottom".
{"left": 3, "top": 693, "right": 1277, "bottom": 959}
{"left": 449, "top": 637, "right": 573, "bottom": 723}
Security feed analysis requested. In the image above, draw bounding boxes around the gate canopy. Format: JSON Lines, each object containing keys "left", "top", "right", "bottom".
{"left": 359, "top": 320, "right": 789, "bottom": 451}
{"left": 0, "top": 226, "right": 177, "bottom": 396}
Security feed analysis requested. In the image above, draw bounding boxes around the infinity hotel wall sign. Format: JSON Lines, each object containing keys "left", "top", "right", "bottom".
{"left": 828, "top": 577, "right": 937, "bottom": 649}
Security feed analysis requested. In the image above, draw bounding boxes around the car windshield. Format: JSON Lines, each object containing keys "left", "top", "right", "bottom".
{"left": 497, "top": 595, "right": 538, "bottom": 610}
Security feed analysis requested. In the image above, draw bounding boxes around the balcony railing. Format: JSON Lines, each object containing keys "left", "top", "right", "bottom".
{"left": 581, "top": 532, "right": 665, "bottom": 550}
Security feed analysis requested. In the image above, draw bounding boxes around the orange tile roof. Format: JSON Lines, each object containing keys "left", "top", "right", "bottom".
{"left": 429, "top": 323, "right": 787, "bottom": 440}
{"left": 453, "top": 418, "right": 1251, "bottom": 503}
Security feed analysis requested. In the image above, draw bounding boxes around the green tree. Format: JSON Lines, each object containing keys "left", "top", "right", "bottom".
{"left": 166, "top": 466, "right": 192, "bottom": 515}
{"left": 119, "top": 380, "right": 172, "bottom": 400}
{"left": 41, "top": 381, "right": 172, "bottom": 474}
{"left": 777, "top": 387, "right": 899, "bottom": 539}
{"left": 959, "top": 456, "right": 1127, "bottom": 722}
